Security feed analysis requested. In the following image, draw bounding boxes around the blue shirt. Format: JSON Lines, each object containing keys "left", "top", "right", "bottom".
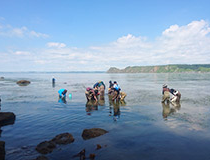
{"left": 58, "top": 89, "right": 66, "bottom": 97}
{"left": 113, "top": 84, "right": 120, "bottom": 91}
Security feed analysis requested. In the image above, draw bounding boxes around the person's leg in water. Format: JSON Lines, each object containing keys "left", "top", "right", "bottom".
{"left": 162, "top": 91, "right": 170, "bottom": 103}
{"left": 112, "top": 90, "right": 119, "bottom": 101}
{"left": 120, "top": 92, "right": 126, "bottom": 101}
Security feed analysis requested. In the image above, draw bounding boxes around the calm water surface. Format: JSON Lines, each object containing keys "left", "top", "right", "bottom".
{"left": 0, "top": 73, "right": 210, "bottom": 160}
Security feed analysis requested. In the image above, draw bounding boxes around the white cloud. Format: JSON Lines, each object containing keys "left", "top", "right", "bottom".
{"left": 47, "top": 42, "right": 66, "bottom": 48}
{"left": 0, "top": 19, "right": 210, "bottom": 71}
{"left": 30, "top": 30, "right": 49, "bottom": 38}
{"left": 0, "top": 23, "right": 49, "bottom": 38}
{"left": 14, "top": 51, "right": 31, "bottom": 55}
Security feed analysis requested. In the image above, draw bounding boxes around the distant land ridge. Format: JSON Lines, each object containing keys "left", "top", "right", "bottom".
{"left": 107, "top": 64, "right": 210, "bottom": 73}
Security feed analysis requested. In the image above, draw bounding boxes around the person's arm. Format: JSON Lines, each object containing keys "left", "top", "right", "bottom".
{"left": 94, "top": 95, "right": 98, "bottom": 102}
{"left": 92, "top": 91, "right": 98, "bottom": 102}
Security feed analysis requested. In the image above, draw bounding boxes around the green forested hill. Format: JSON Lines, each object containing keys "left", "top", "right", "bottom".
{"left": 107, "top": 64, "right": 210, "bottom": 73}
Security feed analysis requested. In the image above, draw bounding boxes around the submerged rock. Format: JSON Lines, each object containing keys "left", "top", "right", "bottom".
{"left": 0, "top": 141, "right": 5, "bottom": 160}
{"left": 89, "top": 153, "right": 96, "bottom": 159}
{"left": 96, "top": 144, "right": 102, "bottom": 150}
{"left": 36, "top": 133, "right": 74, "bottom": 154}
{"left": 72, "top": 149, "right": 86, "bottom": 159}
{"left": 51, "top": 133, "right": 74, "bottom": 144}
{"left": 35, "top": 155, "right": 48, "bottom": 160}
{"left": 16, "top": 80, "right": 31, "bottom": 86}
{"left": 0, "top": 112, "right": 16, "bottom": 127}
{"left": 36, "top": 141, "right": 56, "bottom": 154}
{"left": 82, "top": 128, "right": 108, "bottom": 140}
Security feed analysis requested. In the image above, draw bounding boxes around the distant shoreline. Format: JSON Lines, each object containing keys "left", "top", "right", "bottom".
{"left": 107, "top": 64, "right": 210, "bottom": 73}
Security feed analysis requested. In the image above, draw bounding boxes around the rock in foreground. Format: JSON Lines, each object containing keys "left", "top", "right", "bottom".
{"left": 36, "top": 141, "right": 56, "bottom": 154}
{"left": 35, "top": 155, "right": 48, "bottom": 160}
{"left": 0, "top": 141, "right": 5, "bottom": 160}
{"left": 36, "top": 133, "right": 74, "bottom": 154}
{"left": 51, "top": 133, "right": 74, "bottom": 144}
{"left": 82, "top": 128, "right": 108, "bottom": 140}
{"left": 16, "top": 80, "right": 31, "bottom": 86}
{"left": 0, "top": 112, "right": 16, "bottom": 127}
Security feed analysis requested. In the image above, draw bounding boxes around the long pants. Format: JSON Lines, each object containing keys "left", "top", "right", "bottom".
{"left": 120, "top": 92, "right": 127, "bottom": 101}
{"left": 162, "top": 91, "right": 170, "bottom": 103}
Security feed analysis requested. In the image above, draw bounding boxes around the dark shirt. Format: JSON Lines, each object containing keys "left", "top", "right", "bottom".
{"left": 109, "top": 82, "right": 113, "bottom": 88}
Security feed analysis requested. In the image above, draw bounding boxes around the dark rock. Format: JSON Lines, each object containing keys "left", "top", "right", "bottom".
{"left": 0, "top": 77, "right": 4, "bottom": 81}
{"left": 96, "top": 144, "right": 102, "bottom": 150}
{"left": 35, "top": 155, "right": 48, "bottom": 160}
{"left": 72, "top": 149, "right": 86, "bottom": 159}
{"left": 82, "top": 128, "right": 108, "bottom": 140}
{"left": 36, "top": 133, "right": 74, "bottom": 154}
{"left": 51, "top": 133, "right": 74, "bottom": 145}
{"left": 16, "top": 80, "right": 31, "bottom": 86}
{"left": 0, "top": 141, "right": 5, "bottom": 160}
{"left": 89, "top": 153, "right": 96, "bottom": 159}
{"left": 36, "top": 141, "right": 56, "bottom": 154}
{"left": 0, "top": 112, "right": 16, "bottom": 127}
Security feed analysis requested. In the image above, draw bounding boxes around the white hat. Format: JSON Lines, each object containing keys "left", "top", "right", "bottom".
{"left": 163, "top": 84, "right": 167, "bottom": 88}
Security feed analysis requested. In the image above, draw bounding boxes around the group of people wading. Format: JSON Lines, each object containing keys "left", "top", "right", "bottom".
{"left": 85, "top": 81, "right": 127, "bottom": 102}
{"left": 56, "top": 79, "right": 182, "bottom": 113}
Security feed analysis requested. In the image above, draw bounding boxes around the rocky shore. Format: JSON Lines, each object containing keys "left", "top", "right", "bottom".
{"left": 35, "top": 128, "right": 108, "bottom": 160}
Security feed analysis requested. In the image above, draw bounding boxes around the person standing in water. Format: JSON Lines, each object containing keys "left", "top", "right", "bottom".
{"left": 108, "top": 80, "right": 114, "bottom": 95}
{"left": 58, "top": 89, "right": 67, "bottom": 98}
{"left": 93, "top": 81, "right": 106, "bottom": 97}
{"left": 52, "top": 77, "right": 55, "bottom": 87}
{"left": 112, "top": 81, "right": 121, "bottom": 101}
{"left": 85, "top": 87, "right": 98, "bottom": 102}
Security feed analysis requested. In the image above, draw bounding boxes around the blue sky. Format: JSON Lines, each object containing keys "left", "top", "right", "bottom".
{"left": 0, "top": 0, "right": 210, "bottom": 71}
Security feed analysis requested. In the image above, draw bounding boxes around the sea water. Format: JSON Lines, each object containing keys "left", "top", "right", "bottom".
{"left": 0, "top": 72, "right": 210, "bottom": 160}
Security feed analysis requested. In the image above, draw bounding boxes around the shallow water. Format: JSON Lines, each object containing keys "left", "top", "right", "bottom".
{"left": 0, "top": 72, "right": 210, "bottom": 160}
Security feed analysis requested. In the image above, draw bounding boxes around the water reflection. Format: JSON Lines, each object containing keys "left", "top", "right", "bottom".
{"left": 162, "top": 102, "right": 181, "bottom": 120}
{"left": 98, "top": 95, "right": 105, "bottom": 106}
{"left": 113, "top": 101, "right": 120, "bottom": 121}
{"left": 108, "top": 95, "right": 127, "bottom": 121}
{"left": 58, "top": 97, "right": 67, "bottom": 104}
{"left": 52, "top": 82, "right": 55, "bottom": 88}
{"left": 85, "top": 100, "right": 98, "bottom": 115}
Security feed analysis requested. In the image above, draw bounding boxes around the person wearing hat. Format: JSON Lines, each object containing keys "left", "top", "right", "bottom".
{"left": 162, "top": 84, "right": 170, "bottom": 103}
{"left": 108, "top": 80, "right": 114, "bottom": 95}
